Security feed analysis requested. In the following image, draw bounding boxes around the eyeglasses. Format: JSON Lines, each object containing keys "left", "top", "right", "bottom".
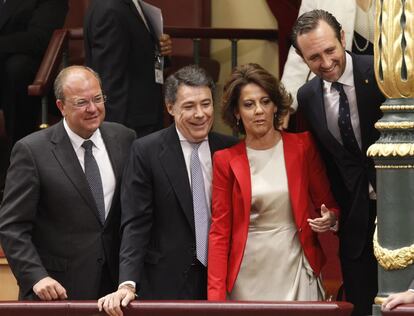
{"left": 64, "top": 94, "right": 107, "bottom": 108}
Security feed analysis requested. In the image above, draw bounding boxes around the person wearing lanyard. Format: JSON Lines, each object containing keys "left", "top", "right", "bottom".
{"left": 84, "top": 0, "right": 172, "bottom": 137}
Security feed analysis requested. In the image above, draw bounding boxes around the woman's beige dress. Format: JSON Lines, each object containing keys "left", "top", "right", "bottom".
{"left": 229, "top": 140, "right": 324, "bottom": 301}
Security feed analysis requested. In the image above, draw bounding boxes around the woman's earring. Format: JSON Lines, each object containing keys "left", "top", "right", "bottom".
{"left": 236, "top": 118, "right": 240, "bottom": 126}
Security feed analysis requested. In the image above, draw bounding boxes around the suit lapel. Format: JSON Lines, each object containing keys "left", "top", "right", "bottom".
{"left": 100, "top": 123, "right": 123, "bottom": 224}
{"left": 50, "top": 121, "right": 103, "bottom": 224}
{"left": 307, "top": 78, "right": 346, "bottom": 154}
{"left": 352, "top": 54, "right": 374, "bottom": 153}
{"left": 159, "top": 125, "right": 195, "bottom": 231}
{"left": 123, "top": 0, "right": 157, "bottom": 43}
{"left": 0, "top": 0, "right": 21, "bottom": 30}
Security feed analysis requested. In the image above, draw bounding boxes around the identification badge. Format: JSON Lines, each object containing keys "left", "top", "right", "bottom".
{"left": 154, "top": 55, "right": 164, "bottom": 84}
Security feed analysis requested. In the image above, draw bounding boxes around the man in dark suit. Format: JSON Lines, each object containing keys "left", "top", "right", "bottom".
{"left": 98, "top": 65, "right": 237, "bottom": 315}
{"left": 0, "top": 66, "right": 136, "bottom": 300}
{"left": 0, "top": 0, "right": 68, "bottom": 198}
{"left": 84, "top": 0, "right": 172, "bottom": 137}
{"left": 292, "top": 10, "right": 385, "bottom": 316}
{"left": 0, "top": 0, "right": 68, "bottom": 142}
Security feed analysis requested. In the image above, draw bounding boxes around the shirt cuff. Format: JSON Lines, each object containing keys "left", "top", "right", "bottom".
{"left": 119, "top": 281, "right": 136, "bottom": 290}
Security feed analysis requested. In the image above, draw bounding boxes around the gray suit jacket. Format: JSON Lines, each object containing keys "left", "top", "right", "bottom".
{"left": 0, "top": 121, "right": 135, "bottom": 299}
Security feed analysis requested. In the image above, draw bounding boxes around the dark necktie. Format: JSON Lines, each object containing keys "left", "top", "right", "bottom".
{"left": 82, "top": 140, "right": 105, "bottom": 225}
{"left": 332, "top": 82, "right": 361, "bottom": 156}
{"left": 190, "top": 142, "right": 209, "bottom": 266}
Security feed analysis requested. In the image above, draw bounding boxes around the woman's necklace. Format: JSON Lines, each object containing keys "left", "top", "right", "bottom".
{"left": 353, "top": 0, "right": 373, "bottom": 52}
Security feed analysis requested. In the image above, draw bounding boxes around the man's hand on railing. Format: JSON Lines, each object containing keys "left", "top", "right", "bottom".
{"left": 98, "top": 285, "right": 136, "bottom": 316}
{"left": 382, "top": 290, "right": 414, "bottom": 311}
{"left": 32, "top": 276, "right": 67, "bottom": 301}
{"left": 159, "top": 33, "right": 172, "bottom": 56}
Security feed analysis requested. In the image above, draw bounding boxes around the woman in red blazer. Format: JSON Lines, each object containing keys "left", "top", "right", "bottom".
{"left": 208, "top": 63, "right": 339, "bottom": 301}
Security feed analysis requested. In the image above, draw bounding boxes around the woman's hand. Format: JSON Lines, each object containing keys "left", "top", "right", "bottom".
{"left": 307, "top": 204, "right": 337, "bottom": 233}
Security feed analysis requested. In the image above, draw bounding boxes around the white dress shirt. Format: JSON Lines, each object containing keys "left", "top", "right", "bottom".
{"left": 323, "top": 52, "right": 362, "bottom": 149}
{"left": 323, "top": 52, "right": 375, "bottom": 199}
{"left": 63, "top": 119, "right": 116, "bottom": 218}
{"left": 176, "top": 127, "right": 212, "bottom": 212}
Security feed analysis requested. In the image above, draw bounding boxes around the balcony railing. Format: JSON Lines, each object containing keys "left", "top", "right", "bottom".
{"left": 27, "top": 26, "right": 278, "bottom": 128}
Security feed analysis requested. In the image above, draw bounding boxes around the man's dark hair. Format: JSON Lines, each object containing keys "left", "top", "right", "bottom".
{"left": 291, "top": 9, "right": 342, "bottom": 52}
{"left": 164, "top": 65, "right": 215, "bottom": 104}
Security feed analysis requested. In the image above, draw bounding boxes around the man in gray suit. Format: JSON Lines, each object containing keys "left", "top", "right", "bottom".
{"left": 0, "top": 66, "right": 136, "bottom": 300}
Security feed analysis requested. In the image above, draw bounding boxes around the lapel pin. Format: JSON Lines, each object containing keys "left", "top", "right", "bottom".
{"left": 365, "top": 79, "right": 369, "bottom": 84}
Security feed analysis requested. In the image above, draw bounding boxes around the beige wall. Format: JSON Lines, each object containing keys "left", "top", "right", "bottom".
{"left": 0, "top": 258, "right": 18, "bottom": 300}
{"left": 210, "top": 0, "right": 279, "bottom": 133}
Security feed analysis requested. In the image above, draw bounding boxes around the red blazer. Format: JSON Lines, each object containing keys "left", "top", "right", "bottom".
{"left": 207, "top": 131, "right": 340, "bottom": 300}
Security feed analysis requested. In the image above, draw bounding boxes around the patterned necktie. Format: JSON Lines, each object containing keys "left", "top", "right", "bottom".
{"left": 190, "top": 142, "right": 209, "bottom": 266}
{"left": 332, "top": 82, "right": 361, "bottom": 156}
{"left": 82, "top": 140, "right": 105, "bottom": 225}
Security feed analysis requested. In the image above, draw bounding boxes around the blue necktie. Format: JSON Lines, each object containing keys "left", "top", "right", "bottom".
{"left": 82, "top": 140, "right": 105, "bottom": 225}
{"left": 190, "top": 142, "right": 209, "bottom": 266}
{"left": 332, "top": 82, "right": 361, "bottom": 156}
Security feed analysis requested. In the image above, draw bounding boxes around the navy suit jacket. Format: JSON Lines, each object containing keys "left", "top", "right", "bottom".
{"left": 297, "top": 53, "right": 385, "bottom": 259}
{"left": 119, "top": 124, "right": 237, "bottom": 299}
{"left": 0, "top": 0, "right": 68, "bottom": 60}
{"left": 84, "top": 0, "right": 163, "bottom": 131}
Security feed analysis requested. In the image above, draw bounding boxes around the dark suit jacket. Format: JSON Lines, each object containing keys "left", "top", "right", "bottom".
{"left": 0, "top": 0, "right": 68, "bottom": 59}
{"left": 84, "top": 0, "right": 163, "bottom": 131}
{"left": 119, "top": 124, "right": 237, "bottom": 299}
{"left": 297, "top": 53, "right": 385, "bottom": 259}
{"left": 208, "top": 131, "right": 339, "bottom": 300}
{"left": 0, "top": 121, "right": 136, "bottom": 299}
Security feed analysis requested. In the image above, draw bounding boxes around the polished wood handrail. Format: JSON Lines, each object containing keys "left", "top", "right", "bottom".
{"left": 28, "top": 29, "right": 68, "bottom": 97}
{"left": 0, "top": 301, "right": 353, "bottom": 316}
{"left": 28, "top": 26, "right": 278, "bottom": 98}
{"left": 165, "top": 26, "right": 277, "bottom": 40}
{"left": 62, "top": 26, "right": 278, "bottom": 41}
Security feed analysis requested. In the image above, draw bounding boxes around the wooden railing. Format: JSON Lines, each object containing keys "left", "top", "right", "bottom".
{"left": 0, "top": 301, "right": 353, "bottom": 316}
{"left": 382, "top": 304, "right": 414, "bottom": 315}
{"left": 165, "top": 27, "right": 277, "bottom": 67}
{"left": 27, "top": 26, "right": 278, "bottom": 128}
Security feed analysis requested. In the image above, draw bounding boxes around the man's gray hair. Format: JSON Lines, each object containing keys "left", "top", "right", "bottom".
{"left": 164, "top": 65, "right": 215, "bottom": 104}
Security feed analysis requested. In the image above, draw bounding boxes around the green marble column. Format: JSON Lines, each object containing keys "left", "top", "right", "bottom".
{"left": 368, "top": 0, "right": 414, "bottom": 315}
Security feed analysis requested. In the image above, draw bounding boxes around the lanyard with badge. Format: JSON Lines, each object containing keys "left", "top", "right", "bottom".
{"left": 154, "top": 51, "right": 164, "bottom": 84}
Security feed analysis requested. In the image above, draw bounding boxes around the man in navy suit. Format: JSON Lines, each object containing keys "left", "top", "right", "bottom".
{"left": 0, "top": 0, "right": 68, "bottom": 142}
{"left": 292, "top": 10, "right": 385, "bottom": 316}
{"left": 0, "top": 66, "right": 135, "bottom": 300}
{"left": 84, "top": 0, "right": 172, "bottom": 137}
{"left": 97, "top": 65, "right": 237, "bottom": 316}
{"left": 0, "top": 0, "right": 68, "bottom": 198}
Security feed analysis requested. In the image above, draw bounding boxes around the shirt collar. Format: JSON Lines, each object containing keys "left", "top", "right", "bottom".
{"left": 63, "top": 119, "right": 103, "bottom": 150}
{"left": 324, "top": 52, "right": 354, "bottom": 92}
{"left": 175, "top": 126, "right": 208, "bottom": 144}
